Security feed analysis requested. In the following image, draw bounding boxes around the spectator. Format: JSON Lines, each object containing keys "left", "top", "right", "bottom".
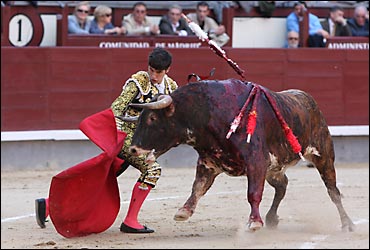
{"left": 2, "top": 1, "right": 37, "bottom": 7}
{"left": 187, "top": 1, "right": 230, "bottom": 47}
{"left": 285, "top": 30, "right": 300, "bottom": 48}
{"left": 68, "top": 1, "right": 91, "bottom": 34}
{"left": 89, "top": 5, "right": 125, "bottom": 35}
{"left": 159, "top": 4, "right": 193, "bottom": 36}
{"left": 347, "top": 5, "right": 369, "bottom": 37}
{"left": 122, "top": 2, "right": 159, "bottom": 36}
{"left": 257, "top": 1, "right": 276, "bottom": 18}
{"left": 320, "top": 6, "right": 352, "bottom": 37}
{"left": 206, "top": 1, "right": 234, "bottom": 24}
{"left": 233, "top": 1, "right": 255, "bottom": 15}
{"left": 286, "top": 1, "right": 329, "bottom": 47}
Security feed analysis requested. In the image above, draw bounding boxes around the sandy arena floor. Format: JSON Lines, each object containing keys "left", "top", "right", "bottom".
{"left": 1, "top": 163, "right": 369, "bottom": 249}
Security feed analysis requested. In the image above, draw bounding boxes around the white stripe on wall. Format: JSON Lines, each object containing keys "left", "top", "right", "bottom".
{"left": 1, "top": 126, "right": 368, "bottom": 142}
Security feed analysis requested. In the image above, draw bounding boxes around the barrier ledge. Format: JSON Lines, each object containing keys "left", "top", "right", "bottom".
{"left": 1, "top": 125, "right": 368, "bottom": 142}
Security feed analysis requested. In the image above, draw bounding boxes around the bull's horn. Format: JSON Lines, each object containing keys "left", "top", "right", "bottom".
{"left": 130, "top": 95, "right": 173, "bottom": 109}
{"left": 115, "top": 115, "right": 139, "bottom": 122}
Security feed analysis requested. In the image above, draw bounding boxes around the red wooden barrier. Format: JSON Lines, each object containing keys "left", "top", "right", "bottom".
{"left": 1, "top": 47, "right": 368, "bottom": 131}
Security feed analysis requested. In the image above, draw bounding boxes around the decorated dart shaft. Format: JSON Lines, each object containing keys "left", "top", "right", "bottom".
{"left": 182, "top": 13, "right": 246, "bottom": 80}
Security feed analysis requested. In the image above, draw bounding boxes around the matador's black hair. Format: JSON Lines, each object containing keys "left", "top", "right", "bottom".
{"left": 148, "top": 47, "right": 172, "bottom": 70}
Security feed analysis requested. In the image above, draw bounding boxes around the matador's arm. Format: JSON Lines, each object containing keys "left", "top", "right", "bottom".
{"left": 111, "top": 81, "right": 139, "bottom": 130}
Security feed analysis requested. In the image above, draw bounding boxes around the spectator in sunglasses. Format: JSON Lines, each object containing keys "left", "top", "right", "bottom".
{"left": 286, "top": 1, "right": 329, "bottom": 47}
{"left": 285, "top": 31, "right": 300, "bottom": 48}
{"left": 122, "top": 2, "right": 160, "bottom": 35}
{"left": 90, "top": 5, "right": 126, "bottom": 35}
{"left": 347, "top": 5, "right": 369, "bottom": 37}
{"left": 68, "top": 1, "right": 92, "bottom": 34}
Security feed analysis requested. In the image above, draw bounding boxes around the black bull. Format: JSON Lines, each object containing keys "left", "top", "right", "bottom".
{"left": 126, "top": 79, "right": 354, "bottom": 232}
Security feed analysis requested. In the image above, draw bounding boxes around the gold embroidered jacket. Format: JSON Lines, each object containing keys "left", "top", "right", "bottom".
{"left": 111, "top": 70, "right": 178, "bottom": 133}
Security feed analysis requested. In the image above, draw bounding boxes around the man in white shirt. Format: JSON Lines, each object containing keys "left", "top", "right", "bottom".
{"left": 187, "top": 1, "right": 230, "bottom": 47}
{"left": 122, "top": 2, "right": 159, "bottom": 35}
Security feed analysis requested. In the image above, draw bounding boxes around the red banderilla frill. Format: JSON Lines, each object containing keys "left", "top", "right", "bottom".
{"left": 226, "top": 84, "right": 305, "bottom": 161}
{"left": 226, "top": 85, "right": 258, "bottom": 139}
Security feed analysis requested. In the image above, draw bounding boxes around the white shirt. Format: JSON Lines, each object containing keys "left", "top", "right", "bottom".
{"left": 171, "top": 22, "right": 188, "bottom": 36}
{"left": 329, "top": 19, "right": 336, "bottom": 36}
{"left": 154, "top": 78, "right": 165, "bottom": 94}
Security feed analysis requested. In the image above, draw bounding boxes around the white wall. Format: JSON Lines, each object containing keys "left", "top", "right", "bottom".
{"left": 40, "top": 14, "right": 57, "bottom": 46}
{"left": 232, "top": 17, "right": 287, "bottom": 48}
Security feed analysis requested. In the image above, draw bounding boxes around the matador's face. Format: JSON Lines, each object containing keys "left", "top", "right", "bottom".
{"left": 148, "top": 66, "right": 169, "bottom": 84}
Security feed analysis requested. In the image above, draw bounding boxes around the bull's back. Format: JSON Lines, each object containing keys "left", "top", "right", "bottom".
{"left": 174, "top": 80, "right": 333, "bottom": 167}
{"left": 268, "top": 88, "right": 333, "bottom": 158}
{"left": 173, "top": 79, "right": 252, "bottom": 130}
{"left": 276, "top": 88, "right": 330, "bottom": 135}
{"left": 172, "top": 80, "right": 254, "bottom": 154}
{"left": 187, "top": 79, "right": 253, "bottom": 133}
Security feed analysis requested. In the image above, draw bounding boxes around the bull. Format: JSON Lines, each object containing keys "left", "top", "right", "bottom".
{"left": 124, "top": 78, "right": 355, "bottom": 232}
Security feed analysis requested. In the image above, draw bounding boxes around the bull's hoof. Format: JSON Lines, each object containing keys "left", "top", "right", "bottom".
{"left": 265, "top": 212, "right": 279, "bottom": 228}
{"left": 174, "top": 208, "right": 191, "bottom": 221}
{"left": 247, "top": 221, "right": 263, "bottom": 231}
{"left": 341, "top": 221, "right": 355, "bottom": 232}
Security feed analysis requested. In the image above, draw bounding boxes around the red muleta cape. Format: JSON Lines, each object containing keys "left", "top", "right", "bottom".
{"left": 48, "top": 108, "right": 126, "bottom": 238}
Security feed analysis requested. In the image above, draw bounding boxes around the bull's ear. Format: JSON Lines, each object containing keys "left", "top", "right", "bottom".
{"left": 165, "top": 103, "right": 175, "bottom": 117}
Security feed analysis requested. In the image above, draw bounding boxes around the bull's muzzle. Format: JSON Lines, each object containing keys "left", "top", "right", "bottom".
{"left": 128, "top": 146, "right": 152, "bottom": 157}
{"left": 129, "top": 147, "right": 156, "bottom": 164}
{"left": 129, "top": 146, "right": 139, "bottom": 156}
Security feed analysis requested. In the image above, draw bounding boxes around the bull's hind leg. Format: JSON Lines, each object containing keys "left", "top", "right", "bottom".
{"left": 174, "top": 160, "right": 221, "bottom": 221}
{"left": 310, "top": 155, "right": 355, "bottom": 232}
{"left": 265, "top": 165, "right": 288, "bottom": 228}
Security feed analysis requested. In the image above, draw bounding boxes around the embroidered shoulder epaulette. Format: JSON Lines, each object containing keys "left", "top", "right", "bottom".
{"left": 125, "top": 71, "right": 151, "bottom": 95}
{"left": 165, "top": 76, "right": 178, "bottom": 93}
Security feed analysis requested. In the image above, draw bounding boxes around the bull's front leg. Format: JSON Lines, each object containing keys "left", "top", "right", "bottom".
{"left": 174, "top": 159, "right": 221, "bottom": 221}
{"left": 246, "top": 162, "right": 267, "bottom": 231}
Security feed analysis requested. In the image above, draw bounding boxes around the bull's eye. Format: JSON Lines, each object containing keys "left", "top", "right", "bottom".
{"left": 147, "top": 113, "right": 157, "bottom": 125}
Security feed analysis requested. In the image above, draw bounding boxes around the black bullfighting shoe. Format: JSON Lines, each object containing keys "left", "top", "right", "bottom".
{"left": 120, "top": 223, "right": 155, "bottom": 233}
{"left": 35, "top": 198, "right": 46, "bottom": 228}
